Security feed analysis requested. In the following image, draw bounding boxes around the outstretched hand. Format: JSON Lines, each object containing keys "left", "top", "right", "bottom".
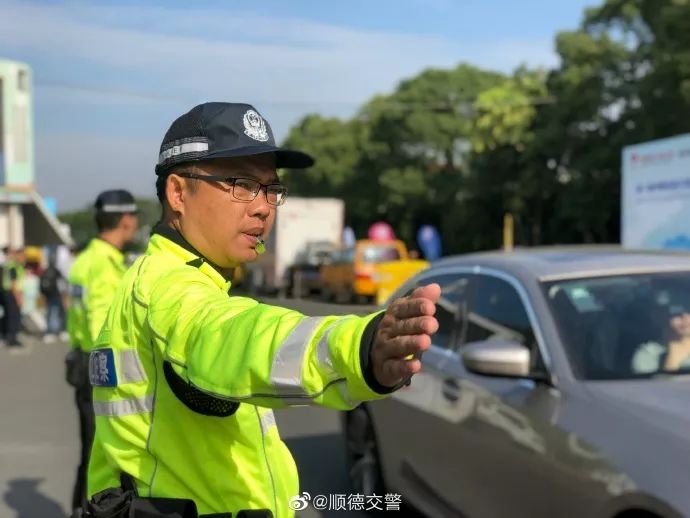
{"left": 370, "top": 283, "right": 441, "bottom": 388}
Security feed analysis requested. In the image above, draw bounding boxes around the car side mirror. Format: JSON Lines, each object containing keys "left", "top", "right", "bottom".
{"left": 461, "top": 339, "right": 530, "bottom": 378}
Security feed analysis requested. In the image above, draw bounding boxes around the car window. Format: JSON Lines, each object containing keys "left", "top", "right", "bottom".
{"left": 417, "top": 273, "right": 471, "bottom": 350}
{"left": 545, "top": 272, "right": 690, "bottom": 380}
{"left": 333, "top": 248, "right": 354, "bottom": 263}
{"left": 361, "top": 244, "right": 401, "bottom": 263}
{"left": 466, "top": 275, "right": 537, "bottom": 353}
{"left": 314, "top": 250, "right": 332, "bottom": 264}
{"left": 343, "top": 248, "right": 355, "bottom": 262}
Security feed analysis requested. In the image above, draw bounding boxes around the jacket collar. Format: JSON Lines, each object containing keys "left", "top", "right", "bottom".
{"left": 90, "top": 237, "right": 125, "bottom": 264}
{"left": 149, "top": 222, "right": 232, "bottom": 291}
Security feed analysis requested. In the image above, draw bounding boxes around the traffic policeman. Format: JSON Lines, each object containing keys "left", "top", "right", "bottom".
{"left": 66, "top": 190, "right": 139, "bottom": 512}
{"left": 84, "top": 103, "right": 440, "bottom": 518}
{"left": 2, "top": 247, "right": 25, "bottom": 349}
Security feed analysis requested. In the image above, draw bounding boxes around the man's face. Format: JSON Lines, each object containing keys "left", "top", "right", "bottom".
{"left": 170, "top": 154, "right": 279, "bottom": 268}
{"left": 121, "top": 213, "right": 139, "bottom": 244}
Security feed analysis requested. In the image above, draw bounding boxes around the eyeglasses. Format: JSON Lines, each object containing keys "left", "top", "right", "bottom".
{"left": 176, "top": 173, "right": 288, "bottom": 206}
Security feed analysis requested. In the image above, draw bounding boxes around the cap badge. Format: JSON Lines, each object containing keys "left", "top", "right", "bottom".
{"left": 243, "top": 109, "right": 269, "bottom": 142}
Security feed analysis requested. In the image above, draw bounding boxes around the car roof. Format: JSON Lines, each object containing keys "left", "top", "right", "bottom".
{"left": 428, "top": 246, "right": 690, "bottom": 283}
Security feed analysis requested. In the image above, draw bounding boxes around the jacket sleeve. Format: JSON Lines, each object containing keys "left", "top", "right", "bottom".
{"left": 66, "top": 306, "right": 81, "bottom": 350}
{"left": 66, "top": 265, "right": 86, "bottom": 350}
{"left": 147, "top": 267, "right": 393, "bottom": 410}
{"left": 86, "top": 261, "right": 122, "bottom": 344}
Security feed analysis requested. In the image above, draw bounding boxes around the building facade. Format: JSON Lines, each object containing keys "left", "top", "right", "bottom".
{"left": 0, "top": 58, "right": 72, "bottom": 248}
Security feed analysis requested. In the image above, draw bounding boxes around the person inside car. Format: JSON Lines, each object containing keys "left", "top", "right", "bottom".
{"left": 632, "top": 291, "right": 690, "bottom": 374}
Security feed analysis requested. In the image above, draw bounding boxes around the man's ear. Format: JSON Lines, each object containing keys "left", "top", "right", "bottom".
{"left": 166, "top": 174, "right": 188, "bottom": 215}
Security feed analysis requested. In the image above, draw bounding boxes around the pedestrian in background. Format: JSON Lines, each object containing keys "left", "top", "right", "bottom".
{"left": 3, "top": 247, "right": 25, "bottom": 351}
{"left": 41, "top": 249, "right": 68, "bottom": 343}
{"left": 22, "top": 250, "right": 42, "bottom": 331}
{"left": 0, "top": 247, "right": 7, "bottom": 347}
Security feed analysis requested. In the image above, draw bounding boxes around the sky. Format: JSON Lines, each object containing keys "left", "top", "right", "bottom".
{"left": 0, "top": 0, "right": 594, "bottom": 211}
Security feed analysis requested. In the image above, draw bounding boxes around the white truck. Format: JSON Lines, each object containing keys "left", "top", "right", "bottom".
{"left": 621, "top": 132, "right": 690, "bottom": 249}
{"left": 244, "top": 197, "right": 344, "bottom": 294}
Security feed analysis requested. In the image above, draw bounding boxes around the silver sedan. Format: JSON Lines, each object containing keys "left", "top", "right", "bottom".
{"left": 343, "top": 248, "right": 690, "bottom": 518}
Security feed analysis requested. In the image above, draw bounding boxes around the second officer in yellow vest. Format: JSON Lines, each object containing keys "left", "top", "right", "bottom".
{"left": 66, "top": 190, "right": 139, "bottom": 512}
{"left": 2, "top": 247, "right": 25, "bottom": 349}
{"left": 85, "top": 103, "right": 441, "bottom": 518}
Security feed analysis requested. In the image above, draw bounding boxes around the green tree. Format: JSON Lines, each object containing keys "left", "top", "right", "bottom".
{"left": 278, "top": 0, "right": 690, "bottom": 254}
{"left": 281, "top": 115, "right": 361, "bottom": 195}
{"left": 360, "top": 65, "right": 506, "bottom": 251}
{"left": 585, "top": 0, "right": 690, "bottom": 138}
{"left": 528, "top": 29, "right": 635, "bottom": 244}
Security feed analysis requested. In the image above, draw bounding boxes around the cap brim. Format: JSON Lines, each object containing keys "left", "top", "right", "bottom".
{"left": 203, "top": 145, "right": 314, "bottom": 169}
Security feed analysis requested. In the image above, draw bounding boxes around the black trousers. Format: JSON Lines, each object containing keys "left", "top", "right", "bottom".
{"left": 73, "top": 383, "right": 95, "bottom": 511}
{"left": 3, "top": 291, "right": 21, "bottom": 345}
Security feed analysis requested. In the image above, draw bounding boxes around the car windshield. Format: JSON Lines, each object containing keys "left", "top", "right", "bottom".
{"left": 544, "top": 271, "right": 690, "bottom": 380}
{"left": 361, "top": 244, "right": 400, "bottom": 263}
{"left": 334, "top": 248, "right": 355, "bottom": 263}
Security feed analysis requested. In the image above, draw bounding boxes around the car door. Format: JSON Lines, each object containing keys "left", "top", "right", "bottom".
{"left": 369, "top": 271, "right": 473, "bottom": 507}
{"left": 425, "top": 272, "right": 566, "bottom": 518}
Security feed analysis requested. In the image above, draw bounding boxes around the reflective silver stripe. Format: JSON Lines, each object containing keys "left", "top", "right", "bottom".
{"left": 158, "top": 141, "right": 209, "bottom": 164}
{"left": 316, "top": 327, "right": 338, "bottom": 380}
{"left": 100, "top": 203, "right": 137, "bottom": 213}
{"left": 270, "top": 316, "right": 325, "bottom": 397}
{"left": 338, "top": 383, "right": 357, "bottom": 408}
{"left": 260, "top": 410, "right": 276, "bottom": 435}
{"left": 279, "top": 397, "right": 311, "bottom": 406}
{"left": 119, "top": 350, "right": 146, "bottom": 383}
{"left": 93, "top": 395, "right": 153, "bottom": 417}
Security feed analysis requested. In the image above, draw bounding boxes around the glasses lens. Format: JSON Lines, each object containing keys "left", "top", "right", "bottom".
{"left": 267, "top": 185, "right": 288, "bottom": 206}
{"left": 232, "top": 178, "right": 261, "bottom": 201}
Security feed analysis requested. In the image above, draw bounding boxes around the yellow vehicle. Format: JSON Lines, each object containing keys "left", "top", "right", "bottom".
{"left": 374, "top": 258, "right": 429, "bottom": 305}
{"left": 320, "top": 239, "right": 428, "bottom": 304}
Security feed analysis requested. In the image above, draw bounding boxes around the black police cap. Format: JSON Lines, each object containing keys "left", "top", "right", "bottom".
{"left": 155, "top": 102, "right": 315, "bottom": 175}
{"left": 94, "top": 190, "right": 138, "bottom": 213}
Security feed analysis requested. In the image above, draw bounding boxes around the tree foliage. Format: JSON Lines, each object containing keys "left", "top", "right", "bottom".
{"left": 282, "top": 0, "right": 690, "bottom": 256}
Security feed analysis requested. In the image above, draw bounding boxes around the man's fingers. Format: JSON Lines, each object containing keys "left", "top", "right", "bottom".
{"left": 390, "top": 297, "right": 436, "bottom": 319}
{"left": 381, "top": 357, "right": 422, "bottom": 383}
{"left": 379, "top": 334, "right": 432, "bottom": 359}
{"left": 388, "top": 315, "right": 439, "bottom": 338}
{"left": 372, "top": 283, "right": 441, "bottom": 386}
{"left": 410, "top": 283, "right": 442, "bottom": 303}
{"left": 387, "top": 283, "right": 441, "bottom": 319}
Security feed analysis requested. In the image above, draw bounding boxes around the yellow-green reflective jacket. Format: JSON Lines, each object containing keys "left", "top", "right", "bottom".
{"left": 87, "top": 227, "right": 393, "bottom": 517}
{"left": 2, "top": 259, "right": 25, "bottom": 291}
{"left": 67, "top": 238, "right": 127, "bottom": 351}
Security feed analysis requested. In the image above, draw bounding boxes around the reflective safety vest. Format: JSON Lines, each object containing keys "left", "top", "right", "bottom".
{"left": 67, "top": 238, "right": 127, "bottom": 351}
{"left": 87, "top": 227, "right": 391, "bottom": 517}
{"left": 2, "top": 259, "right": 25, "bottom": 292}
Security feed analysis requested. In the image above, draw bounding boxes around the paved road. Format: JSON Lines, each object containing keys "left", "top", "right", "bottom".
{"left": 0, "top": 295, "right": 382, "bottom": 518}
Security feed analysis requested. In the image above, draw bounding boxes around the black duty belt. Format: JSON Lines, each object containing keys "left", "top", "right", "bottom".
{"left": 80, "top": 473, "right": 272, "bottom": 518}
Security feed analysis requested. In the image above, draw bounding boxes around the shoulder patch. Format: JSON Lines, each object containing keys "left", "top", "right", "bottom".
{"left": 69, "top": 284, "right": 85, "bottom": 299}
{"left": 89, "top": 348, "right": 118, "bottom": 387}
